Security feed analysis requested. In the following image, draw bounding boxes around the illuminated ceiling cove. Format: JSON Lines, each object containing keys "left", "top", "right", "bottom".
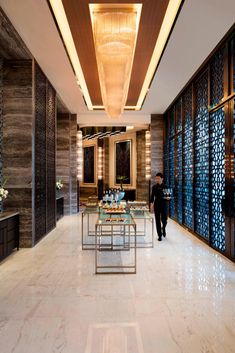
{"left": 49, "top": 0, "right": 183, "bottom": 116}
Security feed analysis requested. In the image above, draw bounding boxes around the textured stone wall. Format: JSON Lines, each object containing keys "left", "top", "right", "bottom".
{"left": 57, "top": 113, "right": 77, "bottom": 214}
{"left": 3, "top": 59, "right": 33, "bottom": 247}
{"left": 136, "top": 130, "right": 149, "bottom": 202}
{"left": 150, "top": 114, "right": 164, "bottom": 190}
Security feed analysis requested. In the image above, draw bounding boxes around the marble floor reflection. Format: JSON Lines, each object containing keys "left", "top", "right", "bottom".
{"left": 0, "top": 214, "right": 235, "bottom": 353}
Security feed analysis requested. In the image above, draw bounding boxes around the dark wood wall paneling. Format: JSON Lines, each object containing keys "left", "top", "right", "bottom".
{"left": 163, "top": 29, "right": 235, "bottom": 261}
{"left": 3, "top": 60, "right": 33, "bottom": 247}
{"left": 0, "top": 9, "right": 57, "bottom": 247}
{"left": 34, "top": 62, "right": 56, "bottom": 244}
{"left": 136, "top": 130, "right": 149, "bottom": 202}
{"left": 56, "top": 113, "right": 77, "bottom": 214}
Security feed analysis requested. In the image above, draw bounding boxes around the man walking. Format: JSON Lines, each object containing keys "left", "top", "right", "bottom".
{"left": 150, "top": 173, "right": 167, "bottom": 241}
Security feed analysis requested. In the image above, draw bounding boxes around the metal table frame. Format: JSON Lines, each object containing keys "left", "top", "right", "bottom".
{"left": 130, "top": 211, "right": 154, "bottom": 248}
{"left": 81, "top": 207, "right": 154, "bottom": 250}
{"left": 95, "top": 214, "right": 137, "bottom": 274}
{"left": 81, "top": 207, "right": 99, "bottom": 250}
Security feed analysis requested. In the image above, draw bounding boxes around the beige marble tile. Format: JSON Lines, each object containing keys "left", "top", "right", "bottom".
{"left": 0, "top": 214, "right": 235, "bottom": 353}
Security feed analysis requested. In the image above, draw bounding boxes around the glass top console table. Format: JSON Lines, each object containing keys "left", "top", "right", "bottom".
{"left": 95, "top": 213, "right": 137, "bottom": 274}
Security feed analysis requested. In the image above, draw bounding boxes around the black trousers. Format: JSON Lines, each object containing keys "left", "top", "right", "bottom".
{"left": 154, "top": 207, "right": 167, "bottom": 239}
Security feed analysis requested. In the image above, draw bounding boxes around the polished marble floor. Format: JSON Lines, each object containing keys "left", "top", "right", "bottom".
{"left": 0, "top": 214, "right": 235, "bottom": 353}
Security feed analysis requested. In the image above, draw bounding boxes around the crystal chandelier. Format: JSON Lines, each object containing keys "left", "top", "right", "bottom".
{"left": 90, "top": 5, "right": 141, "bottom": 118}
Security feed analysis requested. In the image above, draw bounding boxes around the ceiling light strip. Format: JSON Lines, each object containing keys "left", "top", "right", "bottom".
{"left": 136, "top": 0, "right": 183, "bottom": 110}
{"left": 89, "top": 4, "right": 142, "bottom": 118}
{"left": 49, "top": 0, "right": 93, "bottom": 110}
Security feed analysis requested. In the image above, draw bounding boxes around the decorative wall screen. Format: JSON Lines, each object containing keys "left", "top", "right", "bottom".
{"left": 176, "top": 134, "right": 183, "bottom": 224}
{"left": 169, "top": 138, "right": 175, "bottom": 218}
{"left": 194, "top": 71, "right": 209, "bottom": 239}
{"left": 210, "top": 47, "right": 224, "bottom": 107}
{"left": 35, "top": 63, "right": 47, "bottom": 243}
{"left": 34, "top": 63, "right": 56, "bottom": 244}
{"left": 163, "top": 114, "right": 169, "bottom": 187}
{"left": 46, "top": 83, "right": 56, "bottom": 233}
{"left": 210, "top": 107, "right": 225, "bottom": 251}
{"left": 182, "top": 86, "right": 193, "bottom": 230}
{"left": 163, "top": 31, "right": 235, "bottom": 261}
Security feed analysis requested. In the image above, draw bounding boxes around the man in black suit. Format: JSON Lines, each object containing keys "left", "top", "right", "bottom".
{"left": 150, "top": 172, "right": 167, "bottom": 241}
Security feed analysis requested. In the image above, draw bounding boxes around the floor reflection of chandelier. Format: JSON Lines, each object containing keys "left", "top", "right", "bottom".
{"left": 90, "top": 5, "right": 141, "bottom": 118}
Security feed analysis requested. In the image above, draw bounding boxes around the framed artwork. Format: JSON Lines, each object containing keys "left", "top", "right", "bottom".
{"left": 115, "top": 140, "right": 131, "bottom": 185}
{"left": 83, "top": 145, "right": 95, "bottom": 184}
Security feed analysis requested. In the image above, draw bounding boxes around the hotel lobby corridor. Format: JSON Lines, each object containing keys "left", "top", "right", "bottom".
{"left": 0, "top": 215, "right": 235, "bottom": 353}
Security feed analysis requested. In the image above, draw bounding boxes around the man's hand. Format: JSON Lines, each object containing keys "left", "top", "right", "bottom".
{"left": 150, "top": 203, "right": 154, "bottom": 213}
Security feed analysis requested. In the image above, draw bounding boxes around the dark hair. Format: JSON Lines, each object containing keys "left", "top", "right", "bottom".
{"left": 156, "top": 172, "right": 163, "bottom": 178}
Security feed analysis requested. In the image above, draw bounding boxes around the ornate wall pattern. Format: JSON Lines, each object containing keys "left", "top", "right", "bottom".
{"left": 182, "top": 86, "right": 193, "bottom": 230}
{"left": 163, "top": 32, "right": 235, "bottom": 260}
{"left": 194, "top": 71, "right": 209, "bottom": 239}
{"left": 210, "top": 108, "right": 225, "bottom": 252}
{"left": 176, "top": 134, "right": 183, "bottom": 224}
{"left": 210, "top": 47, "right": 224, "bottom": 107}
{"left": 176, "top": 99, "right": 182, "bottom": 132}
{"left": 163, "top": 113, "right": 169, "bottom": 188}
{"left": 46, "top": 83, "right": 56, "bottom": 233}
{"left": 169, "top": 138, "right": 175, "bottom": 218}
{"left": 34, "top": 62, "right": 56, "bottom": 243}
{"left": 34, "top": 63, "right": 47, "bottom": 243}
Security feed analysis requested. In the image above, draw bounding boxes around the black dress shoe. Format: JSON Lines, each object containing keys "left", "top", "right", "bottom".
{"left": 158, "top": 237, "right": 162, "bottom": 241}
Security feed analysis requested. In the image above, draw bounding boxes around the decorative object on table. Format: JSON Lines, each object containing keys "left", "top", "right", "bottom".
{"left": 116, "top": 175, "right": 127, "bottom": 190}
{"left": 0, "top": 177, "right": 9, "bottom": 212}
{"left": 56, "top": 180, "right": 63, "bottom": 190}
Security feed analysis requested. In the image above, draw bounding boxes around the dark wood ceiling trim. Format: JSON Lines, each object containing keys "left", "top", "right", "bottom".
{"left": 62, "top": 0, "right": 170, "bottom": 106}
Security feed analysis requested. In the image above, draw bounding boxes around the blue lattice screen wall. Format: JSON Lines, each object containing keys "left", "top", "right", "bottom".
{"left": 182, "top": 86, "right": 193, "bottom": 229}
{"left": 210, "top": 108, "right": 225, "bottom": 252}
{"left": 210, "top": 47, "right": 224, "bottom": 107}
{"left": 194, "top": 71, "right": 209, "bottom": 239}
{"left": 163, "top": 43, "right": 233, "bottom": 253}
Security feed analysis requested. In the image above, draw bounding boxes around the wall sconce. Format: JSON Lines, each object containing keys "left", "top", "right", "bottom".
{"left": 145, "top": 130, "right": 151, "bottom": 180}
{"left": 97, "top": 147, "right": 103, "bottom": 180}
{"left": 77, "top": 130, "right": 83, "bottom": 181}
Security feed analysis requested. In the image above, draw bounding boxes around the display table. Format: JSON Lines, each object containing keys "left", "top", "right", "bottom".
{"left": 81, "top": 201, "right": 154, "bottom": 250}
{"left": 95, "top": 213, "right": 136, "bottom": 274}
{"left": 81, "top": 206, "right": 99, "bottom": 250}
{"left": 0, "top": 212, "right": 19, "bottom": 262}
{"left": 130, "top": 211, "right": 154, "bottom": 248}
